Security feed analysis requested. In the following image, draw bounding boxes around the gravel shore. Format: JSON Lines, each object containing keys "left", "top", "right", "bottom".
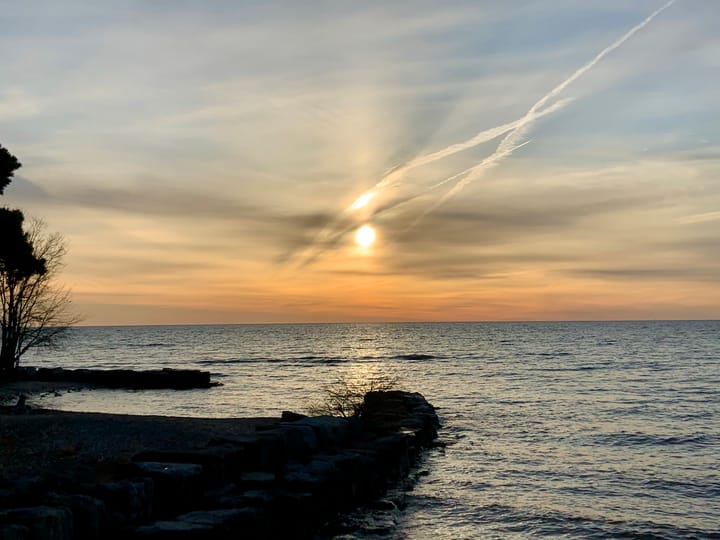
{"left": 0, "top": 406, "right": 272, "bottom": 480}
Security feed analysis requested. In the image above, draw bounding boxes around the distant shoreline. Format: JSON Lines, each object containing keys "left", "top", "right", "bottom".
{"left": 49, "top": 318, "right": 720, "bottom": 330}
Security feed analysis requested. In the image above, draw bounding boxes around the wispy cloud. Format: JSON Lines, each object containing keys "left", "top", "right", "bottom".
{"left": 676, "top": 211, "right": 720, "bottom": 224}
{"left": 428, "top": 0, "right": 678, "bottom": 211}
{"left": 1, "top": 0, "right": 717, "bottom": 323}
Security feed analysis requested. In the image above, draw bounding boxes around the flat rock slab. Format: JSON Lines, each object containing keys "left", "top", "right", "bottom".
{"left": 0, "top": 410, "right": 268, "bottom": 479}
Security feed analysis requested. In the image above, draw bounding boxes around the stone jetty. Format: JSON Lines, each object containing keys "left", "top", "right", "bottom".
{"left": 10, "top": 367, "right": 217, "bottom": 390}
{"left": 0, "top": 391, "right": 440, "bottom": 539}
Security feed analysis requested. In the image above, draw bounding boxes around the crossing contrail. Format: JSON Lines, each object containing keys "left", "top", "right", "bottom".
{"left": 430, "top": 0, "right": 677, "bottom": 210}
{"left": 347, "top": 97, "right": 574, "bottom": 213}
{"left": 294, "top": 0, "right": 676, "bottom": 265}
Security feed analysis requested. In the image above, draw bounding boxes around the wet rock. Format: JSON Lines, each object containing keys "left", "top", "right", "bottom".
{"left": 0, "top": 506, "right": 73, "bottom": 540}
{"left": 0, "top": 524, "right": 28, "bottom": 540}
{"left": 134, "top": 508, "right": 261, "bottom": 540}
{"left": 353, "top": 434, "right": 412, "bottom": 480}
{"left": 44, "top": 493, "right": 107, "bottom": 540}
{"left": 133, "top": 520, "right": 215, "bottom": 540}
{"left": 236, "top": 471, "right": 276, "bottom": 490}
{"left": 208, "top": 432, "right": 286, "bottom": 473}
{"left": 362, "top": 391, "right": 439, "bottom": 443}
{"left": 96, "top": 478, "right": 153, "bottom": 524}
{"left": 280, "top": 411, "right": 307, "bottom": 422}
{"left": 297, "top": 416, "right": 350, "bottom": 450}
{"left": 128, "top": 463, "right": 202, "bottom": 517}
{"left": 178, "top": 508, "right": 259, "bottom": 531}
{"left": 276, "top": 424, "right": 319, "bottom": 456}
{"left": 212, "top": 488, "right": 275, "bottom": 510}
{"left": 1, "top": 391, "right": 440, "bottom": 540}
{"left": 132, "top": 448, "right": 238, "bottom": 485}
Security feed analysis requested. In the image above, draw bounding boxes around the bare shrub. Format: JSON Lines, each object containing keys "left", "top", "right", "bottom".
{"left": 307, "top": 371, "right": 400, "bottom": 418}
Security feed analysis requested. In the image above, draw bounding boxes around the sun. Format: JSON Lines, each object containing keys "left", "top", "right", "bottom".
{"left": 355, "top": 225, "right": 376, "bottom": 248}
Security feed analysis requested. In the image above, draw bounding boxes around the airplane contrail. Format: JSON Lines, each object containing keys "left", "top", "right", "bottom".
{"left": 429, "top": 0, "right": 677, "bottom": 210}
{"left": 348, "top": 97, "right": 574, "bottom": 212}
{"left": 294, "top": 0, "right": 676, "bottom": 265}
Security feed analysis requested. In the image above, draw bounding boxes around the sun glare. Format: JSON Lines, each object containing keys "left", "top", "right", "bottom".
{"left": 351, "top": 192, "right": 375, "bottom": 210}
{"left": 355, "top": 225, "right": 376, "bottom": 248}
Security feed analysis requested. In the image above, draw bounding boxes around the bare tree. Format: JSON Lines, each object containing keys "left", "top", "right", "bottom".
{"left": 0, "top": 218, "right": 78, "bottom": 373}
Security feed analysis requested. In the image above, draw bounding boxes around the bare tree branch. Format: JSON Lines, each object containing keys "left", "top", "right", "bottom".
{"left": 1, "top": 218, "right": 79, "bottom": 372}
{"left": 306, "top": 372, "right": 399, "bottom": 418}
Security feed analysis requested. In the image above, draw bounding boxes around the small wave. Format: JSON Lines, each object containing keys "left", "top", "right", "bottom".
{"left": 595, "top": 432, "right": 713, "bottom": 447}
{"left": 393, "top": 353, "right": 440, "bottom": 360}
{"left": 194, "top": 355, "right": 346, "bottom": 365}
{"left": 194, "top": 358, "right": 259, "bottom": 365}
{"left": 125, "top": 342, "right": 173, "bottom": 348}
{"left": 643, "top": 478, "right": 719, "bottom": 498}
{"left": 467, "top": 503, "right": 720, "bottom": 539}
{"left": 532, "top": 365, "right": 600, "bottom": 372}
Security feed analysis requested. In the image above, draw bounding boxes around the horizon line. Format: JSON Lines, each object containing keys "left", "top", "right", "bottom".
{"left": 71, "top": 318, "right": 720, "bottom": 329}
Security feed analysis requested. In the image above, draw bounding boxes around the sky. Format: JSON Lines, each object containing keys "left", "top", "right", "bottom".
{"left": 1, "top": 0, "right": 719, "bottom": 325}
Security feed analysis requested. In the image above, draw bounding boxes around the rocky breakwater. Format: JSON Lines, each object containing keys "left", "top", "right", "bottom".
{"left": 0, "top": 391, "right": 440, "bottom": 540}
{"left": 12, "top": 367, "right": 217, "bottom": 390}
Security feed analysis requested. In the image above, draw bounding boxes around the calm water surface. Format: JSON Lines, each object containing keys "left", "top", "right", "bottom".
{"left": 26, "top": 321, "right": 720, "bottom": 539}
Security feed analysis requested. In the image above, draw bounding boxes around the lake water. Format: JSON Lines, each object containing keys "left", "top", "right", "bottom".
{"left": 24, "top": 321, "right": 720, "bottom": 539}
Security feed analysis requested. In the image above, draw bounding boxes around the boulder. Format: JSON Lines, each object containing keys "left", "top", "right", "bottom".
{"left": 44, "top": 493, "right": 107, "bottom": 540}
{"left": 236, "top": 471, "right": 276, "bottom": 489}
{"left": 96, "top": 479, "right": 153, "bottom": 524}
{"left": 207, "top": 433, "right": 285, "bottom": 473}
{"left": 280, "top": 411, "right": 307, "bottom": 422}
{"left": 297, "top": 416, "right": 350, "bottom": 450}
{"left": 134, "top": 509, "right": 261, "bottom": 540}
{"left": 132, "top": 448, "right": 237, "bottom": 485}
{"left": 128, "top": 463, "right": 202, "bottom": 517}
{"left": 133, "top": 520, "right": 215, "bottom": 540}
{"left": 362, "top": 391, "right": 439, "bottom": 443}
{"left": 177, "top": 508, "right": 259, "bottom": 531}
{"left": 0, "top": 506, "right": 73, "bottom": 540}
{"left": 0, "top": 524, "right": 28, "bottom": 540}
{"left": 276, "top": 424, "right": 319, "bottom": 457}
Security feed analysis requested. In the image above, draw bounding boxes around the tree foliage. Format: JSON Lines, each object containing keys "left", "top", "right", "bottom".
{"left": 0, "top": 144, "right": 77, "bottom": 373}
{"left": 0, "top": 144, "right": 21, "bottom": 196}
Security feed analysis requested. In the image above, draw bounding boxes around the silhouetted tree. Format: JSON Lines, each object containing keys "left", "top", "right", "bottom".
{"left": 0, "top": 144, "right": 21, "bottom": 195}
{"left": 0, "top": 144, "right": 77, "bottom": 374}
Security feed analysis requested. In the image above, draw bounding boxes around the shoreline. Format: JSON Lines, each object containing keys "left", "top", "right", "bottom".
{"left": 0, "top": 390, "right": 441, "bottom": 539}
{"left": 0, "top": 380, "right": 94, "bottom": 407}
{"left": 0, "top": 407, "right": 274, "bottom": 480}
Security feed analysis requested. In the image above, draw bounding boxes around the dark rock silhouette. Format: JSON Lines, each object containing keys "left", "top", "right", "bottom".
{"left": 0, "top": 390, "right": 440, "bottom": 539}
{"left": 13, "top": 367, "right": 217, "bottom": 389}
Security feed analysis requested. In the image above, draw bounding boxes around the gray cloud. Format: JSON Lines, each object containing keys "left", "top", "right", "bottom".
{"left": 59, "top": 184, "right": 258, "bottom": 220}
{"left": 3, "top": 175, "right": 50, "bottom": 201}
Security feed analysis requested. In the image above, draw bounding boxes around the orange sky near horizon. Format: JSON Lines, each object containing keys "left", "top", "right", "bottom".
{"left": 2, "top": 1, "right": 719, "bottom": 325}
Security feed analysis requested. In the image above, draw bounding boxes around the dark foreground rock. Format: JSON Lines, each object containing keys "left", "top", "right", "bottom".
{"left": 7, "top": 367, "right": 217, "bottom": 390}
{"left": 0, "top": 391, "right": 440, "bottom": 540}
